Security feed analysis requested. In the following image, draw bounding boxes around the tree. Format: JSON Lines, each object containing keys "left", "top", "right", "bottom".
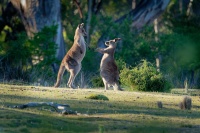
{"left": 98, "top": 0, "right": 170, "bottom": 47}
{"left": 0, "top": 0, "right": 66, "bottom": 82}
{"left": 4, "top": 0, "right": 66, "bottom": 63}
{"left": 116, "top": 0, "right": 170, "bottom": 28}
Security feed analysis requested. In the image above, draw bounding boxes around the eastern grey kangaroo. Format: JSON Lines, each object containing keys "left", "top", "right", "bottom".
{"left": 54, "top": 23, "right": 86, "bottom": 88}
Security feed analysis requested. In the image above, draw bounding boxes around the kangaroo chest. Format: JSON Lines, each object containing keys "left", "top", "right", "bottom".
{"left": 100, "top": 54, "right": 114, "bottom": 68}
{"left": 68, "top": 36, "right": 86, "bottom": 63}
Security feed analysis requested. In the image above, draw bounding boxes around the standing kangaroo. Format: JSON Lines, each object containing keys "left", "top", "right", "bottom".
{"left": 96, "top": 38, "right": 122, "bottom": 91}
{"left": 54, "top": 23, "right": 87, "bottom": 88}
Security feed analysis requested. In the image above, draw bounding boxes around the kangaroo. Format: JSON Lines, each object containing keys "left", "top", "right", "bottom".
{"left": 54, "top": 23, "right": 87, "bottom": 88}
{"left": 96, "top": 38, "right": 122, "bottom": 91}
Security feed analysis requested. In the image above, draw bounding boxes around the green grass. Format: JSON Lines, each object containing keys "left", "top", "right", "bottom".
{"left": 86, "top": 94, "right": 109, "bottom": 101}
{"left": 0, "top": 84, "right": 200, "bottom": 133}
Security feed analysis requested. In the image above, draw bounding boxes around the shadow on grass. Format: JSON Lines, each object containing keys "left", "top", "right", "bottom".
{"left": 1, "top": 93, "right": 200, "bottom": 120}
{"left": 0, "top": 107, "right": 99, "bottom": 133}
{"left": 1, "top": 85, "right": 200, "bottom": 132}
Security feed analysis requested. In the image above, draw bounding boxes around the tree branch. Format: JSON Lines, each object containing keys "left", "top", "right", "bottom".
{"left": 8, "top": 102, "right": 77, "bottom": 115}
{"left": 73, "top": 0, "right": 83, "bottom": 20}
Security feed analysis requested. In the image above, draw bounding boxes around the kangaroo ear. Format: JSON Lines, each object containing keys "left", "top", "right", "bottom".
{"left": 79, "top": 23, "right": 84, "bottom": 28}
{"left": 105, "top": 41, "right": 109, "bottom": 45}
{"left": 114, "top": 38, "right": 121, "bottom": 42}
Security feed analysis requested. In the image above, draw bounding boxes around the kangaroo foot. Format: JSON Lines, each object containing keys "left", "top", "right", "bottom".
{"left": 114, "top": 86, "right": 123, "bottom": 91}
{"left": 54, "top": 83, "right": 59, "bottom": 88}
{"left": 69, "top": 84, "right": 76, "bottom": 89}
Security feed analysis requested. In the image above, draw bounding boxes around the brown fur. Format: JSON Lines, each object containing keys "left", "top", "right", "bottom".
{"left": 54, "top": 23, "right": 87, "bottom": 88}
{"left": 96, "top": 38, "right": 122, "bottom": 91}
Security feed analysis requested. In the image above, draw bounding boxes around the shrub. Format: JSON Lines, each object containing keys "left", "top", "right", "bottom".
{"left": 91, "top": 76, "right": 104, "bottom": 88}
{"left": 0, "top": 25, "right": 58, "bottom": 83}
{"left": 120, "top": 60, "right": 171, "bottom": 92}
{"left": 86, "top": 94, "right": 109, "bottom": 101}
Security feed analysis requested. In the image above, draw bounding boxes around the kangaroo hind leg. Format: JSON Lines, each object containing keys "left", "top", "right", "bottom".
{"left": 54, "top": 64, "right": 65, "bottom": 88}
{"left": 67, "top": 65, "right": 81, "bottom": 89}
{"left": 113, "top": 82, "right": 122, "bottom": 91}
{"left": 102, "top": 78, "right": 108, "bottom": 90}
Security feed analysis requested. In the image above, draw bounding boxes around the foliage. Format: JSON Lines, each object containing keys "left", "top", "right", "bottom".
{"left": 0, "top": 31, "right": 30, "bottom": 80}
{"left": 60, "top": 0, "right": 200, "bottom": 89}
{"left": 0, "top": 25, "right": 58, "bottom": 83}
{"left": 90, "top": 17, "right": 157, "bottom": 68}
{"left": 120, "top": 60, "right": 171, "bottom": 92}
{"left": 86, "top": 94, "right": 109, "bottom": 101}
{"left": 158, "top": 13, "right": 200, "bottom": 88}
{"left": 82, "top": 49, "right": 100, "bottom": 72}
{"left": 28, "top": 26, "right": 58, "bottom": 68}
{"left": 109, "top": 20, "right": 157, "bottom": 66}
{"left": 91, "top": 75, "right": 104, "bottom": 87}
{"left": 1, "top": 0, "right": 200, "bottom": 89}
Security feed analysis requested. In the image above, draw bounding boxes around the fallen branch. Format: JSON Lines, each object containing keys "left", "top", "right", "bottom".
{"left": 8, "top": 102, "right": 77, "bottom": 115}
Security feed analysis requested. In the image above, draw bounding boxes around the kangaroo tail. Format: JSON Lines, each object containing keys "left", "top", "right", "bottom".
{"left": 54, "top": 64, "right": 65, "bottom": 88}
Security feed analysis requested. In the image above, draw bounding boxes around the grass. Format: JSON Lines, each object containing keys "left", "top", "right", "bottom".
{"left": 0, "top": 84, "right": 200, "bottom": 133}
{"left": 171, "top": 88, "right": 200, "bottom": 96}
{"left": 86, "top": 94, "right": 109, "bottom": 101}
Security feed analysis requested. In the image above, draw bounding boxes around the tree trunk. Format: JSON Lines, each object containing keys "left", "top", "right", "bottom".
{"left": 186, "top": 0, "right": 193, "bottom": 16}
{"left": 156, "top": 54, "right": 161, "bottom": 72}
{"left": 179, "top": 0, "right": 183, "bottom": 14}
{"left": 115, "top": 0, "right": 170, "bottom": 29}
{"left": 184, "top": 77, "right": 188, "bottom": 93}
{"left": 86, "top": 0, "right": 92, "bottom": 45}
{"left": 10, "top": 0, "right": 65, "bottom": 61}
{"left": 132, "top": 0, "right": 136, "bottom": 10}
{"left": 154, "top": 18, "right": 161, "bottom": 72}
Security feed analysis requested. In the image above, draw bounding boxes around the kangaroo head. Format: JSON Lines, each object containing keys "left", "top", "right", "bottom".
{"left": 77, "top": 23, "right": 87, "bottom": 36}
{"left": 105, "top": 38, "right": 121, "bottom": 47}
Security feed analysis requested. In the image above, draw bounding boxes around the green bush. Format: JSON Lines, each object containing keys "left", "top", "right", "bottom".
{"left": 91, "top": 76, "right": 104, "bottom": 88}
{"left": 0, "top": 25, "right": 58, "bottom": 83}
{"left": 120, "top": 60, "right": 171, "bottom": 92}
{"left": 86, "top": 94, "right": 109, "bottom": 101}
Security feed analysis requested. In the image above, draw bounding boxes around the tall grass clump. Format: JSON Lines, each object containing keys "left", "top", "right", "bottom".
{"left": 120, "top": 60, "right": 171, "bottom": 92}
{"left": 179, "top": 96, "right": 192, "bottom": 110}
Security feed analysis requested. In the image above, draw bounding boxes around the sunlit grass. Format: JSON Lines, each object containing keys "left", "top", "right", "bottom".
{"left": 0, "top": 84, "right": 200, "bottom": 132}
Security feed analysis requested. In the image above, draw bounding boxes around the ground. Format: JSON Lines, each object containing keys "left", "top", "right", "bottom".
{"left": 0, "top": 84, "right": 200, "bottom": 133}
